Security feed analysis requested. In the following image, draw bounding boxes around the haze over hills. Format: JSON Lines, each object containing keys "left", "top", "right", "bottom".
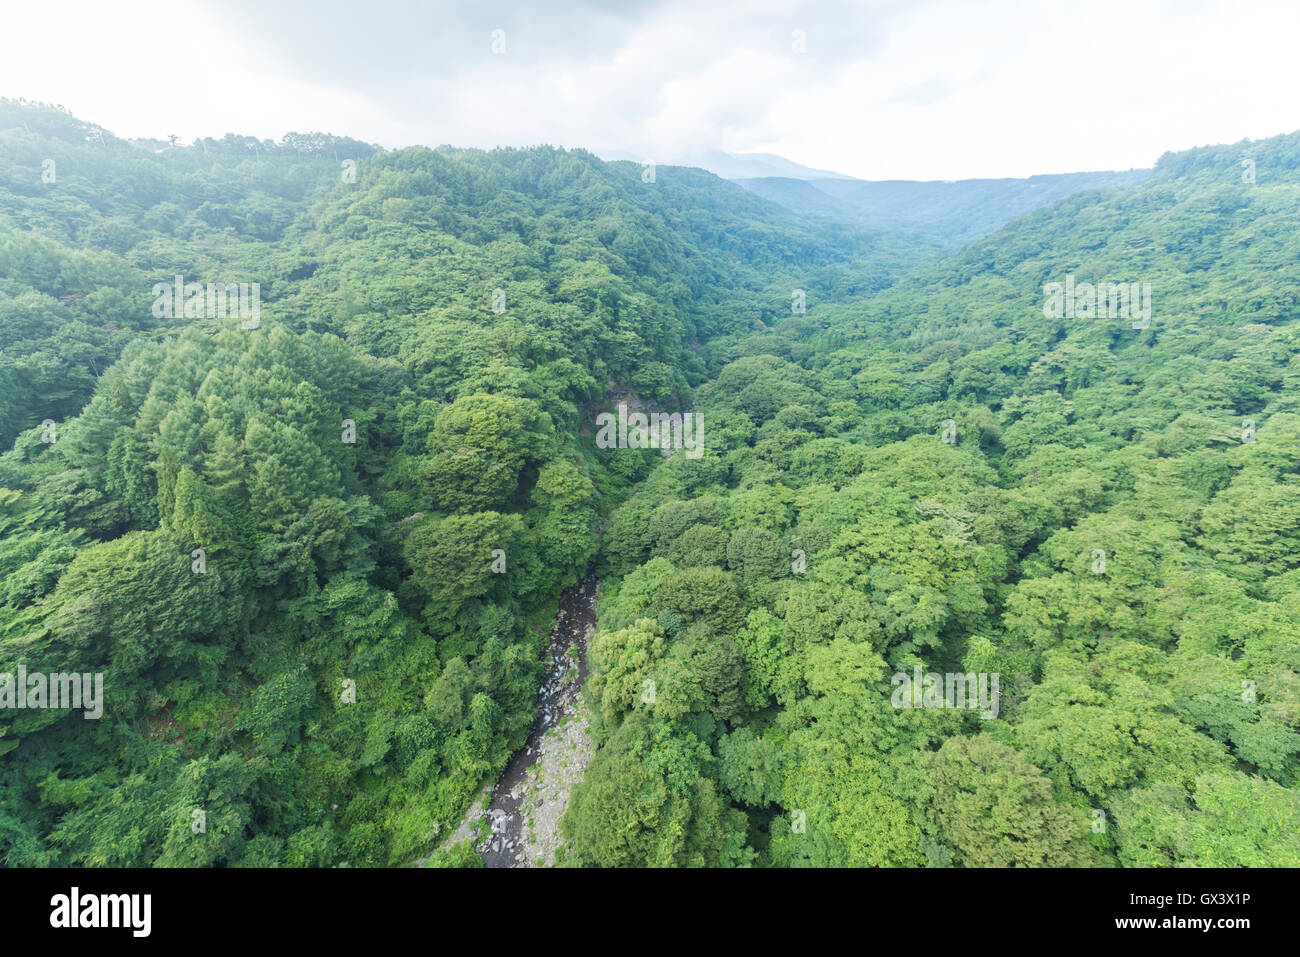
{"left": 597, "top": 148, "right": 858, "bottom": 181}
{"left": 602, "top": 145, "right": 1152, "bottom": 246}
{"left": 735, "top": 169, "right": 1152, "bottom": 245}
{"left": 677, "top": 149, "right": 859, "bottom": 181}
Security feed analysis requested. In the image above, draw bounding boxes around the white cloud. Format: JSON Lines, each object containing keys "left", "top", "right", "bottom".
{"left": 2, "top": 0, "right": 1297, "bottom": 179}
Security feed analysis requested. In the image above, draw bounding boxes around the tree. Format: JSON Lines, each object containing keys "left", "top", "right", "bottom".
{"left": 562, "top": 714, "right": 747, "bottom": 867}
{"left": 926, "top": 733, "right": 1099, "bottom": 867}
{"left": 587, "top": 619, "right": 666, "bottom": 727}
{"left": 424, "top": 394, "right": 554, "bottom": 512}
{"left": 1111, "top": 772, "right": 1300, "bottom": 867}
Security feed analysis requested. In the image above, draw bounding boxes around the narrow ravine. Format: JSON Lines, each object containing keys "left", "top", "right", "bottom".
{"left": 433, "top": 572, "right": 599, "bottom": 867}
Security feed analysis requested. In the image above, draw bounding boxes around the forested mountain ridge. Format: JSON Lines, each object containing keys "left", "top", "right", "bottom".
{"left": 735, "top": 168, "right": 1150, "bottom": 245}
{"left": 572, "top": 129, "right": 1300, "bottom": 866}
{"left": 0, "top": 99, "right": 933, "bottom": 447}
{"left": 0, "top": 99, "right": 380, "bottom": 450}
{"left": 0, "top": 98, "right": 1297, "bottom": 867}
{"left": 272, "top": 144, "right": 939, "bottom": 402}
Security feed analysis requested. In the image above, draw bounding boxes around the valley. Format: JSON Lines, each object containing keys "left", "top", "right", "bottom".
{"left": 1, "top": 98, "right": 1297, "bottom": 869}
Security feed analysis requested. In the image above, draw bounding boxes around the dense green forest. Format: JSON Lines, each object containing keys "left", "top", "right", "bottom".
{"left": 1, "top": 99, "right": 1297, "bottom": 867}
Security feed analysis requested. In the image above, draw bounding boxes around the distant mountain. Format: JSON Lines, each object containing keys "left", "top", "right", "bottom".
{"left": 596, "top": 148, "right": 856, "bottom": 181}
{"left": 736, "top": 170, "right": 1151, "bottom": 245}
{"left": 679, "top": 150, "right": 857, "bottom": 181}
{"left": 600, "top": 146, "right": 1152, "bottom": 245}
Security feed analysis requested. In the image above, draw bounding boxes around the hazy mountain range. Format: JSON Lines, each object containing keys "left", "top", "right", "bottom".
{"left": 602, "top": 148, "right": 1151, "bottom": 245}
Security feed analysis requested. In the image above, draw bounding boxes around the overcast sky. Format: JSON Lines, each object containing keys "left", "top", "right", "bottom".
{"left": 4, "top": 0, "right": 1298, "bottom": 179}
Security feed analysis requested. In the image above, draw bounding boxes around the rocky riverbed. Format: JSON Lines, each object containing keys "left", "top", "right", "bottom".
{"left": 433, "top": 573, "right": 598, "bottom": 867}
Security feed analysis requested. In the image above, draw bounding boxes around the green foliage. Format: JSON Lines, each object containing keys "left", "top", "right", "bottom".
{"left": 4, "top": 100, "right": 1299, "bottom": 869}
{"left": 565, "top": 128, "right": 1300, "bottom": 868}
{"left": 925, "top": 734, "right": 1099, "bottom": 867}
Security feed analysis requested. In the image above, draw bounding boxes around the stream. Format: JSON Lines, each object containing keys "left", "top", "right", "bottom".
{"left": 444, "top": 572, "right": 599, "bottom": 867}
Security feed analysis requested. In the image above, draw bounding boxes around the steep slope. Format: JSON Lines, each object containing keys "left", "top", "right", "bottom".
{"left": 1, "top": 97, "right": 1296, "bottom": 869}
{"left": 566, "top": 132, "right": 1300, "bottom": 867}
{"left": 0, "top": 102, "right": 931, "bottom": 867}
{"left": 0, "top": 99, "right": 378, "bottom": 449}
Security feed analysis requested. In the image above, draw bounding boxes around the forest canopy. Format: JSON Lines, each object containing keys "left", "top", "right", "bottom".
{"left": 1, "top": 99, "right": 1297, "bottom": 868}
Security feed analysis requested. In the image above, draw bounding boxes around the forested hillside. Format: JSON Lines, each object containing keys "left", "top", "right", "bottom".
{"left": 736, "top": 169, "right": 1150, "bottom": 245}
{"left": 568, "top": 132, "right": 1300, "bottom": 866}
{"left": 1, "top": 99, "right": 1297, "bottom": 867}
{"left": 0, "top": 101, "right": 918, "bottom": 866}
